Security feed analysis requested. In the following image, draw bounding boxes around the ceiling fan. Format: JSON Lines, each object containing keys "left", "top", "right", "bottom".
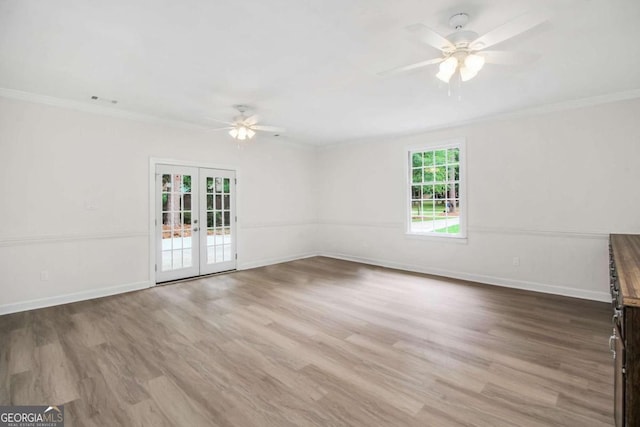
{"left": 380, "top": 11, "right": 546, "bottom": 83}
{"left": 207, "top": 105, "right": 285, "bottom": 141}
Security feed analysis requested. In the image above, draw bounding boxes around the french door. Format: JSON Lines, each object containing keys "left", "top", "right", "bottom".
{"left": 156, "top": 165, "right": 236, "bottom": 282}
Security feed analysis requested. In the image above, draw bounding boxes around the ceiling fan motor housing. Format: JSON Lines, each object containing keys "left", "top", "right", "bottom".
{"left": 445, "top": 13, "right": 479, "bottom": 51}
{"left": 447, "top": 30, "right": 479, "bottom": 50}
{"left": 449, "top": 13, "right": 469, "bottom": 30}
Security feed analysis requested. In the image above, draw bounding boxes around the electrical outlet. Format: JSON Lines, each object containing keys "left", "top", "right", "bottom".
{"left": 512, "top": 257, "right": 520, "bottom": 266}
{"left": 40, "top": 270, "right": 49, "bottom": 281}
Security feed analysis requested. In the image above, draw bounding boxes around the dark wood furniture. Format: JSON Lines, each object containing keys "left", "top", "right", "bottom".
{"left": 609, "top": 234, "right": 640, "bottom": 426}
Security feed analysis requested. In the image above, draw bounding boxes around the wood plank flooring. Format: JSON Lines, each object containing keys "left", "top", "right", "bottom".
{"left": 0, "top": 257, "right": 614, "bottom": 426}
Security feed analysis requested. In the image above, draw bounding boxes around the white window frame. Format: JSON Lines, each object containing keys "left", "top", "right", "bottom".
{"left": 405, "top": 138, "right": 467, "bottom": 240}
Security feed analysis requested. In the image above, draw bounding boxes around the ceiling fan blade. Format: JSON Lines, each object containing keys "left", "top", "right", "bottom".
{"left": 481, "top": 50, "right": 539, "bottom": 65}
{"left": 405, "top": 23, "right": 455, "bottom": 52}
{"left": 378, "top": 57, "right": 444, "bottom": 76}
{"left": 205, "top": 126, "right": 234, "bottom": 132}
{"left": 244, "top": 114, "right": 259, "bottom": 126}
{"left": 206, "top": 117, "right": 235, "bottom": 126}
{"left": 470, "top": 11, "right": 547, "bottom": 50}
{"left": 251, "top": 125, "right": 285, "bottom": 133}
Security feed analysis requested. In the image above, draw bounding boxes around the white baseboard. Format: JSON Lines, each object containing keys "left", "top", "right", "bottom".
{"left": 0, "top": 281, "right": 152, "bottom": 315}
{"left": 0, "top": 253, "right": 317, "bottom": 315}
{"left": 238, "top": 252, "right": 318, "bottom": 271}
{"left": 317, "top": 251, "right": 610, "bottom": 303}
{"left": 0, "top": 251, "right": 609, "bottom": 316}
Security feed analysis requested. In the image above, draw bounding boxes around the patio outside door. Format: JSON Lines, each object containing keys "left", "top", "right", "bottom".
{"left": 156, "top": 165, "right": 236, "bottom": 282}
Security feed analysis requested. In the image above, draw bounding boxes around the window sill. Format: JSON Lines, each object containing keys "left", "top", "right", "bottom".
{"left": 405, "top": 232, "right": 468, "bottom": 244}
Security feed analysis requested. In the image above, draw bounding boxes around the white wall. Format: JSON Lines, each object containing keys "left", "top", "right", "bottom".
{"left": 316, "top": 98, "right": 640, "bottom": 301}
{"left": 0, "top": 96, "right": 317, "bottom": 313}
{"left": 2, "top": 95, "right": 639, "bottom": 313}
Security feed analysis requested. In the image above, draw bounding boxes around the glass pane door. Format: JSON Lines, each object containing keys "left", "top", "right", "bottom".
{"left": 156, "top": 165, "right": 200, "bottom": 282}
{"left": 155, "top": 165, "right": 236, "bottom": 283}
{"left": 200, "top": 168, "right": 236, "bottom": 275}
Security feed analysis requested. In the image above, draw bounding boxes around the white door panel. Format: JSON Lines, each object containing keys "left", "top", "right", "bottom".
{"left": 155, "top": 165, "right": 236, "bottom": 282}
{"left": 200, "top": 168, "right": 236, "bottom": 275}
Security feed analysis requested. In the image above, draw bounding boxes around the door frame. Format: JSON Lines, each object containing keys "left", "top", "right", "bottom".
{"left": 149, "top": 157, "right": 240, "bottom": 285}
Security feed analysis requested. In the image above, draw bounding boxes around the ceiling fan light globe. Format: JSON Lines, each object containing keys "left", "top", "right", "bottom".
{"left": 247, "top": 128, "right": 256, "bottom": 139}
{"left": 436, "top": 70, "right": 454, "bottom": 83}
{"left": 229, "top": 128, "right": 239, "bottom": 138}
{"left": 464, "top": 54, "right": 485, "bottom": 73}
{"left": 439, "top": 56, "right": 458, "bottom": 74}
{"left": 237, "top": 126, "right": 248, "bottom": 140}
{"left": 459, "top": 66, "right": 478, "bottom": 82}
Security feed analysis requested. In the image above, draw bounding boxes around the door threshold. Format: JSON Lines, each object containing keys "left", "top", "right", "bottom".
{"left": 156, "top": 269, "right": 236, "bottom": 286}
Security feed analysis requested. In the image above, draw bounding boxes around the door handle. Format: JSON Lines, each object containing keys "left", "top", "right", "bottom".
{"left": 609, "top": 331, "right": 616, "bottom": 359}
{"left": 613, "top": 309, "right": 622, "bottom": 325}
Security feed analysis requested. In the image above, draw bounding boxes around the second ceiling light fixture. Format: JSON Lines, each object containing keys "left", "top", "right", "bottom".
{"left": 207, "top": 105, "right": 285, "bottom": 141}
{"left": 380, "top": 11, "right": 546, "bottom": 84}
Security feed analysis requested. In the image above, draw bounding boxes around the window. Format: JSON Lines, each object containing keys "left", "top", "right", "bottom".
{"left": 407, "top": 140, "right": 465, "bottom": 238}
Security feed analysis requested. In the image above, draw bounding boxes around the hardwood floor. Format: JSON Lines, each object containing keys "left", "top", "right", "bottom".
{"left": 0, "top": 257, "right": 614, "bottom": 426}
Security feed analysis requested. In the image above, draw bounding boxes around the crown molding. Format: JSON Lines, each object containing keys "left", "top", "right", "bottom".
{"left": 477, "top": 88, "right": 640, "bottom": 125}
{"left": 4, "top": 86, "right": 640, "bottom": 150}
{"left": 0, "top": 87, "right": 314, "bottom": 149}
{"left": 0, "top": 87, "right": 208, "bottom": 130}
{"left": 318, "top": 88, "right": 640, "bottom": 149}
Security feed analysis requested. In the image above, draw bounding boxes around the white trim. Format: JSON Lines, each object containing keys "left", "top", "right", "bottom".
{"left": 150, "top": 157, "right": 239, "bottom": 172}
{"left": 148, "top": 158, "right": 157, "bottom": 287}
{"left": 405, "top": 138, "right": 467, "bottom": 239}
{"left": 154, "top": 164, "right": 203, "bottom": 282}
{"left": 404, "top": 137, "right": 465, "bottom": 152}
{"left": 4, "top": 87, "right": 640, "bottom": 149}
{"left": 317, "top": 220, "right": 610, "bottom": 240}
{"left": 0, "top": 88, "right": 312, "bottom": 148}
{"left": 0, "top": 281, "right": 152, "bottom": 315}
{"left": 237, "top": 252, "right": 318, "bottom": 270}
{"left": 236, "top": 174, "right": 243, "bottom": 274}
{"left": 0, "top": 231, "right": 148, "bottom": 247}
{"left": 1, "top": 251, "right": 318, "bottom": 315}
{"left": 149, "top": 158, "right": 240, "bottom": 285}
{"left": 242, "top": 220, "right": 318, "bottom": 229}
{"left": 317, "top": 252, "right": 610, "bottom": 302}
{"left": 496, "top": 88, "right": 640, "bottom": 122}
{"left": 317, "top": 88, "right": 640, "bottom": 148}
{"left": 0, "top": 223, "right": 608, "bottom": 245}
{"left": 404, "top": 233, "right": 469, "bottom": 244}
{"left": 317, "top": 220, "right": 402, "bottom": 229}
{"left": 148, "top": 159, "right": 159, "bottom": 284}
{"left": 468, "top": 226, "right": 608, "bottom": 240}
{"left": 198, "top": 167, "right": 237, "bottom": 276}
{"left": 0, "top": 250, "right": 609, "bottom": 314}
{"left": 0, "top": 87, "right": 204, "bottom": 130}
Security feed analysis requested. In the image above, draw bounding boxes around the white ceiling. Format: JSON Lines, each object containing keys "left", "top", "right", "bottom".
{"left": 1, "top": 0, "right": 639, "bottom": 144}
